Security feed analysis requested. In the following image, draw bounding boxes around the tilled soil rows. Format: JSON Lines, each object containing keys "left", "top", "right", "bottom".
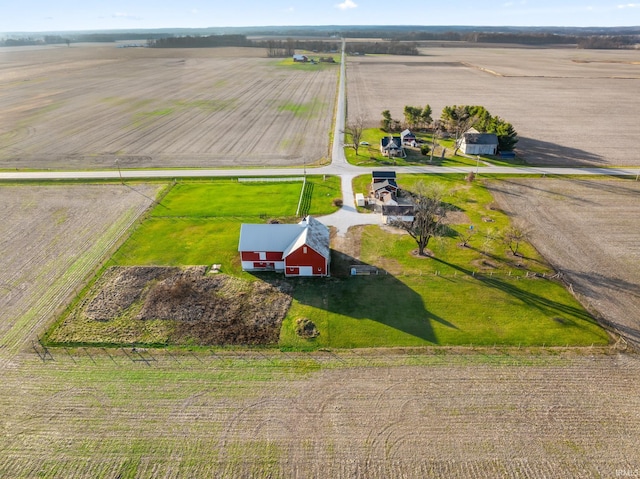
{"left": 0, "top": 45, "right": 337, "bottom": 169}
{"left": 487, "top": 178, "right": 640, "bottom": 348}
{"left": 347, "top": 47, "right": 640, "bottom": 166}
{"left": 0, "top": 184, "right": 159, "bottom": 361}
{"left": 0, "top": 349, "right": 639, "bottom": 478}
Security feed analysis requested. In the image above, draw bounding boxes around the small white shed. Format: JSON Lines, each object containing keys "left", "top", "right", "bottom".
{"left": 355, "top": 193, "right": 365, "bottom": 207}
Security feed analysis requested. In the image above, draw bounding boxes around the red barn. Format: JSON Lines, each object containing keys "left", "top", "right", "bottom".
{"left": 238, "top": 216, "right": 330, "bottom": 277}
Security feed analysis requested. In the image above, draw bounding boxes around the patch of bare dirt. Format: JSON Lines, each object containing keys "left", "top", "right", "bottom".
{"left": 443, "top": 210, "right": 471, "bottom": 225}
{"left": 86, "top": 266, "right": 293, "bottom": 345}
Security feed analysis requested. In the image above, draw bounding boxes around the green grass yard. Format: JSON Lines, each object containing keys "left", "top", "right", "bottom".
{"left": 111, "top": 177, "right": 341, "bottom": 277}
{"left": 280, "top": 273, "right": 606, "bottom": 350}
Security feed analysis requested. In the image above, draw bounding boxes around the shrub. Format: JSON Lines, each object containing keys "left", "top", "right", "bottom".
{"left": 332, "top": 198, "right": 343, "bottom": 207}
{"left": 296, "top": 318, "right": 319, "bottom": 338}
{"left": 420, "top": 144, "right": 430, "bottom": 156}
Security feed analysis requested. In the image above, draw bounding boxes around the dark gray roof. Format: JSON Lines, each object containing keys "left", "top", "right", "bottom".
{"left": 463, "top": 131, "right": 499, "bottom": 145}
{"left": 381, "top": 137, "right": 402, "bottom": 149}
{"left": 401, "top": 129, "right": 416, "bottom": 138}
{"left": 372, "top": 170, "right": 397, "bottom": 181}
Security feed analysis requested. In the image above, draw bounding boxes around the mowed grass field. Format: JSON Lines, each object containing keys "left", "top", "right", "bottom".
{"left": 0, "top": 45, "right": 338, "bottom": 170}
{"left": 346, "top": 47, "right": 640, "bottom": 167}
{"left": 108, "top": 177, "right": 341, "bottom": 275}
{"left": 48, "top": 175, "right": 608, "bottom": 349}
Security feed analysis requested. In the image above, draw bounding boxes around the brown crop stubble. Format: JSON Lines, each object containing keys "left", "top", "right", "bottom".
{"left": 0, "top": 45, "right": 337, "bottom": 169}
{"left": 0, "top": 349, "right": 639, "bottom": 477}
{"left": 487, "top": 178, "right": 640, "bottom": 349}
{"left": 0, "top": 184, "right": 160, "bottom": 362}
{"left": 346, "top": 47, "right": 640, "bottom": 167}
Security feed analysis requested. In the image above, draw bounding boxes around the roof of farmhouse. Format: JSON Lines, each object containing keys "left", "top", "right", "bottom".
{"left": 238, "top": 216, "right": 329, "bottom": 258}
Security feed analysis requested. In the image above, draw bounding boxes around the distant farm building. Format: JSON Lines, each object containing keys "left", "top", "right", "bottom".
{"left": 238, "top": 216, "right": 330, "bottom": 277}
{"left": 293, "top": 54, "right": 308, "bottom": 62}
{"left": 460, "top": 128, "right": 499, "bottom": 155}
{"left": 401, "top": 129, "right": 417, "bottom": 147}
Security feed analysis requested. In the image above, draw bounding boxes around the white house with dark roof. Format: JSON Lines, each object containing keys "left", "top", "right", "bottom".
{"left": 460, "top": 128, "right": 499, "bottom": 155}
{"left": 380, "top": 136, "right": 405, "bottom": 157}
{"left": 238, "top": 216, "right": 330, "bottom": 277}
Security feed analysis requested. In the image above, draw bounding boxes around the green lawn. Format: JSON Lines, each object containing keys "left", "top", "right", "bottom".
{"left": 111, "top": 177, "right": 341, "bottom": 277}
{"left": 345, "top": 129, "right": 477, "bottom": 167}
{"left": 280, "top": 273, "right": 607, "bottom": 349}
{"left": 153, "top": 177, "right": 340, "bottom": 218}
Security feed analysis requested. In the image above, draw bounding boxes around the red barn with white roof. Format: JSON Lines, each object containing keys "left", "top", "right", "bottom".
{"left": 238, "top": 216, "right": 330, "bottom": 277}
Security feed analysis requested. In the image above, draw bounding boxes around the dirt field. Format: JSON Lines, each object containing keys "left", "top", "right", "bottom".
{"left": 1, "top": 348, "right": 639, "bottom": 478}
{"left": 49, "top": 266, "right": 292, "bottom": 346}
{"left": 347, "top": 47, "right": 640, "bottom": 166}
{"left": 0, "top": 45, "right": 337, "bottom": 169}
{"left": 0, "top": 184, "right": 159, "bottom": 361}
{"left": 487, "top": 178, "right": 640, "bottom": 348}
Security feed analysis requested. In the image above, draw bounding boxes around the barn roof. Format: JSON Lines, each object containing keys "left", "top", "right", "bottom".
{"left": 238, "top": 216, "right": 329, "bottom": 259}
{"left": 238, "top": 223, "right": 302, "bottom": 252}
{"left": 283, "top": 216, "right": 330, "bottom": 259}
{"left": 463, "top": 128, "right": 498, "bottom": 145}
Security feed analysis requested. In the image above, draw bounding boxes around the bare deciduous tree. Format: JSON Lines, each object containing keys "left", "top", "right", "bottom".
{"left": 502, "top": 226, "right": 526, "bottom": 256}
{"left": 391, "top": 182, "right": 448, "bottom": 256}
{"left": 343, "top": 116, "right": 367, "bottom": 156}
{"left": 441, "top": 106, "right": 478, "bottom": 155}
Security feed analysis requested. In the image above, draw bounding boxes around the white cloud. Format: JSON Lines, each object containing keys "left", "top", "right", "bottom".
{"left": 336, "top": 0, "right": 358, "bottom": 10}
{"left": 284, "top": 6, "right": 295, "bottom": 13}
{"left": 190, "top": 9, "right": 199, "bottom": 14}
{"left": 618, "top": 3, "right": 640, "bottom": 7}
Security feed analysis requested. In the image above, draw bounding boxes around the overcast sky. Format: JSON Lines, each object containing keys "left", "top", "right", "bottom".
{"left": 2, "top": 0, "right": 639, "bottom": 32}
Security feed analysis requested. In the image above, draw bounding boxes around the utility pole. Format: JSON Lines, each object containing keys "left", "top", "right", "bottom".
{"left": 115, "top": 159, "right": 123, "bottom": 185}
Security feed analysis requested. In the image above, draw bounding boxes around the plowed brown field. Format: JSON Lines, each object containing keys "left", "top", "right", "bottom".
{"left": 488, "top": 178, "right": 640, "bottom": 348}
{"left": 0, "top": 184, "right": 159, "bottom": 361}
{"left": 347, "top": 47, "right": 640, "bottom": 166}
{"left": 0, "top": 45, "right": 337, "bottom": 169}
{"left": 1, "top": 348, "right": 639, "bottom": 478}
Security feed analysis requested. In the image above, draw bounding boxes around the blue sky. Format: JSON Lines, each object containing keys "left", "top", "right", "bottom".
{"left": 2, "top": 1, "right": 639, "bottom": 32}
